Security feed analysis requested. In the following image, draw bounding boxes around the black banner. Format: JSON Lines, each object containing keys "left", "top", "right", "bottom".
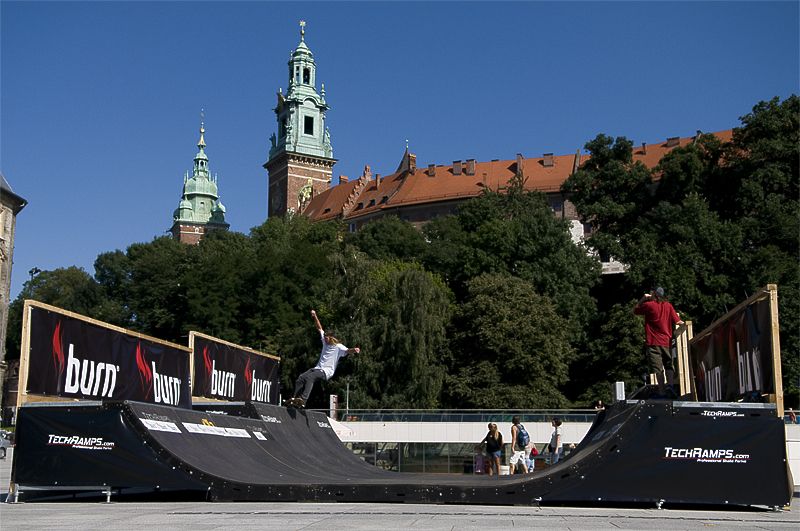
{"left": 690, "top": 299, "right": 774, "bottom": 402}
{"left": 192, "top": 334, "right": 280, "bottom": 404}
{"left": 26, "top": 305, "right": 191, "bottom": 408}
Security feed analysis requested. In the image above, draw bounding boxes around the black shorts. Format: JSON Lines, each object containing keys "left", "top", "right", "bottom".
{"left": 647, "top": 345, "right": 674, "bottom": 373}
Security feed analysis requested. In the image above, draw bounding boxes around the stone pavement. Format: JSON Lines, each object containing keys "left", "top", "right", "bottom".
{"left": 1, "top": 448, "right": 798, "bottom": 530}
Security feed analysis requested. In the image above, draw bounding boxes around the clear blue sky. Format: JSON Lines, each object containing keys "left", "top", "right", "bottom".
{"left": 2, "top": 1, "right": 798, "bottom": 299}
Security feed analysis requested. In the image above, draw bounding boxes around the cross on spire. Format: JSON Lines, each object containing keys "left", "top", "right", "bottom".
{"left": 299, "top": 20, "right": 306, "bottom": 40}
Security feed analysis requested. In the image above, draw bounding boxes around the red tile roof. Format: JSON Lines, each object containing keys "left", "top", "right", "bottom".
{"left": 302, "top": 130, "right": 733, "bottom": 222}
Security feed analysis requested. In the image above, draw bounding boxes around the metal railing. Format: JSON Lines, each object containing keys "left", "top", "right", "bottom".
{"left": 333, "top": 409, "right": 600, "bottom": 423}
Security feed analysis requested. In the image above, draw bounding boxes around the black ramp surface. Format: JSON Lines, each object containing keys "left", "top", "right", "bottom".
{"left": 10, "top": 400, "right": 793, "bottom": 506}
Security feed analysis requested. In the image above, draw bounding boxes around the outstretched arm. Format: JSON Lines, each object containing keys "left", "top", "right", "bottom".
{"left": 346, "top": 347, "right": 361, "bottom": 355}
{"left": 310, "top": 309, "right": 323, "bottom": 332}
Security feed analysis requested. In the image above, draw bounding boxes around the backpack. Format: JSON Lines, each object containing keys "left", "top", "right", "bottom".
{"left": 516, "top": 424, "right": 530, "bottom": 448}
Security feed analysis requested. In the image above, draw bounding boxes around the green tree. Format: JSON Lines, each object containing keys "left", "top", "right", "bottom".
{"left": 447, "top": 273, "right": 572, "bottom": 408}
{"left": 571, "top": 302, "right": 649, "bottom": 405}
{"left": 345, "top": 215, "right": 428, "bottom": 262}
{"left": 321, "top": 255, "right": 452, "bottom": 409}
{"left": 5, "top": 267, "right": 109, "bottom": 361}
{"left": 424, "top": 176, "right": 600, "bottom": 344}
{"left": 183, "top": 230, "right": 256, "bottom": 344}
{"left": 123, "top": 237, "right": 192, "bottom": 343}
{"left": 563, "top": 95, "right": 800, "bottom": 407}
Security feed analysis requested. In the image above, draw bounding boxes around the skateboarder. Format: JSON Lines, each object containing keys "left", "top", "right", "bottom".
{"left": 285, "top": 310, "right": 360, "bottom": 408}
{"left": 634, "top": 286, "right": 684, "bottom": 396}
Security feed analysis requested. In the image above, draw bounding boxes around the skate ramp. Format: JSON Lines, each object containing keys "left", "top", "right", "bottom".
{"left": 9, "top": 400, "right": 792, "bottom": 507}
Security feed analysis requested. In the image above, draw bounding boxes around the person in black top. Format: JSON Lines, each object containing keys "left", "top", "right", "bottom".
{"left": 481, "top": 423, "right": 503, "bottom": 477}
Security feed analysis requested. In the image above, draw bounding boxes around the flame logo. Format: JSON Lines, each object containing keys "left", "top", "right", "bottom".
{"left": 202, "top": 345, "right": 212, "bottom": 392}
{"left": 52, "top": 321, "right": 65, "bottom": 389}
{"left": 244, "top": 356, "right": 253, "bottom": 396}
{"left": 135, "top": 342, "right": 153, "bottom": 397}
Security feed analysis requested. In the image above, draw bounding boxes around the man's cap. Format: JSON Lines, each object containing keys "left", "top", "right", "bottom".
{"left": 655, "top": 287, "right": 665, "bottom": 297}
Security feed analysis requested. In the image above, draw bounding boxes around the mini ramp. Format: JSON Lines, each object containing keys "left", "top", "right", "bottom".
{"left": 8, "top": 400, "right": 792, "bottom": 507}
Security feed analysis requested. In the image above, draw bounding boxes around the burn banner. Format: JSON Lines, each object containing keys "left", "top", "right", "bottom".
{"left": 24, "top": 302, "right": 192, "bottom": 409}
{"left": 690, "top": 297, "right": 776, "bottom": 403}
{"left": 190, "top": 332, "right": 280, "bottom": 404}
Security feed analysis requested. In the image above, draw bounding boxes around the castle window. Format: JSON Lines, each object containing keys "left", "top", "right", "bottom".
{"left": 303, "top": 68, "right": 310, "bottom": 84}
{"left": 368, "top": 199, "right": 376, "bottom": 207}
{"left": 304, "top": 116, "right": 314, "bottom": 135}
{"left": 295, "top": 66, "right": 300, "bottom": 83}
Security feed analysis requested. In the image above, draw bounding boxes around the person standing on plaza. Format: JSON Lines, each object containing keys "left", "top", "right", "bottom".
{"left": 480, "top": 423, "right": 503, "bottom": 477}
{"left": 634, "top": 286, "right": 684, "bottom": 396}
{"left": 509, "top": 416, "right": 529, "bottom": 474}
{"left": 287, "top": 310, "right": 360, "bottom": 408}
{"left": 549, "top": 417, "right": 563, "bottom": 465}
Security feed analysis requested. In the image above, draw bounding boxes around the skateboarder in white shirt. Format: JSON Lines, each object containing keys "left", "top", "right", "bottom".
{"left": 286, "top": 310, "right": 360, "bottom": 408}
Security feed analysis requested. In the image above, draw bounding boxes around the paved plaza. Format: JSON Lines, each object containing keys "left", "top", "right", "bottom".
{"left": 1, "top": 449, "right": 797, "bottom": 530}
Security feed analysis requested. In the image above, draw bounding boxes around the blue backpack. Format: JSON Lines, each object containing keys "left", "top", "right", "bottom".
{"left": 516, "top": 424, "right": 530, "bottom": 448}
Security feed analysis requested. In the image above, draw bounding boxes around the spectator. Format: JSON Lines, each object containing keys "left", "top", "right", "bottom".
{"left": 526, "top": 444, "right": 539, "bottom": 472}
{"left": 789, "top": 409, "right": 797, "bottom": 424}
{"left": 549, "top": 417, "right": 563, "bottom": 465}
{"left": 594, "top": 400, "right": 605, "bottom": 411}
{"left": 509, "top": 416, "right": 529, "bottom": 474}
{"left": 480, "top": 423, "right": 503, "bottom": 477}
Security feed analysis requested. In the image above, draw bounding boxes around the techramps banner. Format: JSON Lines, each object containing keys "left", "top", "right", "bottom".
{"left": 9, "top": 400, "right": 792, "bottom": 507}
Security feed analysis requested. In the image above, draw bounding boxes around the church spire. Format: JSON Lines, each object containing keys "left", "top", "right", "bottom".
{"left": 171, "top": 115, "right": 230, "bottom": 244}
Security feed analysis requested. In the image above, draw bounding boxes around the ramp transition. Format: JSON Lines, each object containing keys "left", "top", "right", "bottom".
{"left": 9, "top": 400, "right": 792, "bottom": 507}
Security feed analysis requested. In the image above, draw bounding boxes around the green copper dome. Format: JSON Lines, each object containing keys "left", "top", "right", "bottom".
{"left": 172, "top": 121, "right": 228, "bottom": 226}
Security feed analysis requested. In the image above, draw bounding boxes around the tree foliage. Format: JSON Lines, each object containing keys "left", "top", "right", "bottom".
{"left": 6, "top": 95, "right": 795, "bottom": 409}
{"left": 447, "top": 273, "right": 572, "bottom": 408}
{"left": 563, "top": 95, "right": 800, "bottom": 406}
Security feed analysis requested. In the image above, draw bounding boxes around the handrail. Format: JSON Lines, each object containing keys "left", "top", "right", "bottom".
{"left": 328, "top": 408, "right": 601, "bottom": 423}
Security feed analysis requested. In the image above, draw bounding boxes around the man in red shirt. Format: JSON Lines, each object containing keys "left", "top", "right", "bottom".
{"left": 634, "top": 287, "right": 684, "bottom": 396}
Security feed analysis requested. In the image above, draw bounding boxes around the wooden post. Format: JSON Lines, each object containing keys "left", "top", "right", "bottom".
{"left": 15, "top": 301, "right": 32, "bottom": 412}
{"left": 767, "top": 284, "right": 784, "bottom": 417}
{"left": 675, "top": 321, "right": 694, "bottom": 398}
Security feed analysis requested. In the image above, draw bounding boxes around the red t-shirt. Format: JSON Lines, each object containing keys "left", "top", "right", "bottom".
{"left": 634, "top": 300, "right": 680, "bottom": 347}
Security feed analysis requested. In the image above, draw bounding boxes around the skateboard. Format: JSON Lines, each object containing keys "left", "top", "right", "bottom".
{"left": 283, "top": 397, "right": 306, "bottom": 408}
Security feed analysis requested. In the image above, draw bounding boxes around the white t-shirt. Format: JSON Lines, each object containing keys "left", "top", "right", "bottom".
{"left": 314, "top": 329, "right": 349, "bottom": 380}
{"left": 550, "top": 426, "right": 562, "bottom": 450}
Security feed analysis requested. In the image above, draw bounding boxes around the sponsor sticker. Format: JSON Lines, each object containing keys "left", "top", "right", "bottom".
{"left": 47, "top": 434, "right": 115, "bottom": 450}
{"left": 700, "top": 410, "right": 745, "bottom": 418}
{"left": 253, "top": 431, "right": 267, "bottom": 441}
{"left": 260, "top": 415, "right": 282, "bottom": 424}
{"left": 663, "top": 446, "right": 750, "bottom": 464}
{"left": 316, "top": 421, "right": 331, "bottom": 429}
{"left": 140, "top": 418, "right": 181, "bottom": 433}
{"left": 182, "top": 422, "right": 251, "bottom": 438}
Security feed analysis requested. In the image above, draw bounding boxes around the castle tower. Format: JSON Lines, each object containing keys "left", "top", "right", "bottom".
{"left": 170, "top": 119, "right": 229, "bottom": 244}
{"left": 264, "top": 20, "right": 336, "bottom": 218}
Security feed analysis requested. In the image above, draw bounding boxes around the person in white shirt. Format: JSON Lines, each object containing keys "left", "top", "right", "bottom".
{"left": 287, "top": 309, "right": 360, "bottom": 408}
{"left": 549, "top": 417, "right": 563, "bottom": 464}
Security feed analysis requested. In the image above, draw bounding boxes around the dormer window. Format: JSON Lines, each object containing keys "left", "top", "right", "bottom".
{"left": 303, "top": 68, "right": 310, "bottom": 84}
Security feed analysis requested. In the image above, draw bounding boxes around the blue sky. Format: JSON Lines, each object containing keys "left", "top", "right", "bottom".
{"left": 2, "top": 1, "right": 798, "bottom": 299}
